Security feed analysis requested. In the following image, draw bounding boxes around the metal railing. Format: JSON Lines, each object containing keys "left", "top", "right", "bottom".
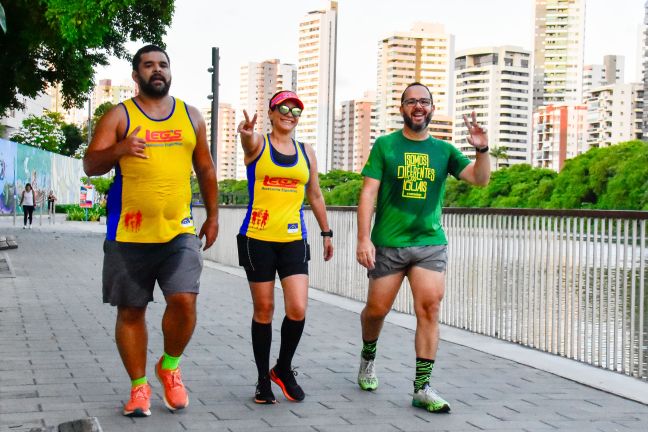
{"left": 194, "top": 206, "right": 648, "bottom": 380}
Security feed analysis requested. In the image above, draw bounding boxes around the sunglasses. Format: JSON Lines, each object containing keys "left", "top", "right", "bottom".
{"left": 402, "top": 98, "right": 433, "bottom": 107}
{"left": 276, "top": 104, "right": 302, "bottom": 117}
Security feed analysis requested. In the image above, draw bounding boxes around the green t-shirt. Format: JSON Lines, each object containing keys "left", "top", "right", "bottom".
{"left": 361, "top": 130, "right": 471, "bottom": 247}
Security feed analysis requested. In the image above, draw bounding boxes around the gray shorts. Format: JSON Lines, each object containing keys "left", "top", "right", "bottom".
{"left": 102, "top": 234, "right": 203, "bottom": 307}
{"left": 368, "top": 245, "right": 447, "bottom": 279}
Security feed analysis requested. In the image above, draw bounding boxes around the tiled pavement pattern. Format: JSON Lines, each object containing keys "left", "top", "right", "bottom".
{"left": 1, "top": 226, "right": 648, "bottom": 432}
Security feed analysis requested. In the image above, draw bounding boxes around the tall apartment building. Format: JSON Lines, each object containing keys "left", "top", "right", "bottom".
{"left": 583, "top": 55, "right": 625, "bottom": 97}
{"left": 202, "top": 103, "right": 238, "bottom": 180}
{"left": 297, "top": 1, "right": 338, "bottom": 172}
{"left": 333, "top": 92, "right": 375, "bottom": 172}
{"left": 376, "top": 22, "right": 455, "bottom": 136}
{"left": 532, "top": 104, "right": 587, "bottom": 171}
{"left": 92, "top": 79, "right": 136, "bottom": 108}
{"left": 240, "top": 59, "right": 297, "bottom": 134}
{"left": 586, "top": 83, "right": 644, "bottom": 148}
{"left": 533, "top": 0, "right": 586, "bottom": 109}
{"left": 643, "top": 0, "right": 648, "bottom": 139}
{"left": 454, "top": 46, "right": 532, "bottom": 168}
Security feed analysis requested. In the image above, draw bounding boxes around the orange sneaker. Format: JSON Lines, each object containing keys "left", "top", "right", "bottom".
{"left": 123, "top": 383, "right": 152, "bottom": 417}
{"left": 155, "top": 357, "right": 189, "bottom": 411}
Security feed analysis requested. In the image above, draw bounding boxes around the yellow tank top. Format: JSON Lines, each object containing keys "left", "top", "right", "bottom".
{"left": 239, "top": 134, "right": 310, "bottom": 242}
{"left": 106, "top": 97, "right": 197, "bottom": 243}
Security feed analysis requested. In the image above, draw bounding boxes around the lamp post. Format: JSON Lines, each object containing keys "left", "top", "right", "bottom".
{"left": 207, "top": 47, "right": 220, "bottom": 169}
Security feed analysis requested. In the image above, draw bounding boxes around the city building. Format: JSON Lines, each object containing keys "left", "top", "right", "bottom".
{"left": 333, "top": 91, "right": 375, "bottom": 172}
{"left": 0, "top": 93, "right": 52, "bottom": 138}
{"left": 240, "top": 59, "right": 297, "bottom": 135}
{"left": 586, "top": 83, "right": 644, "bottom": 148}
{"left": 583, "top": 55, "right": 625, "bottom": 98}
{"left": 533, "top": 0, "right": 586, "bottom": 109}
{"left": 376, "top": 22, "right": 455, "bottom": 135}
{"left": 202, "top": 103, "right": 238, "bottom": 180}
{"left": 643, "top": 0, "right": 648, "bottom": 139}
{"left": 297, "top": 1, "right": 338, "bottom": 172}
{"left": 454, "top": 46, "right": 532, "bottom": 168}
{"left": 92, "top": 79, "right": 136, "bottom": 110}
{"left": 532, "top": 103, "right": 587, "bottom": 171}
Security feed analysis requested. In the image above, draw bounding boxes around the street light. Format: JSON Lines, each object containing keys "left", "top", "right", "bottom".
{"left": 207, "top": 47, "right": 220, "bottom": 169}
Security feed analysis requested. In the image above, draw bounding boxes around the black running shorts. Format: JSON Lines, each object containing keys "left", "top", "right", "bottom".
{"left": 236, "top": 234, "right": 310, "bottom": 282}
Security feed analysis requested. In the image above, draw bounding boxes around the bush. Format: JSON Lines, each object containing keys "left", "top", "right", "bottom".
{"left": 65, "top": 204, "right": 105, "bottom": 221}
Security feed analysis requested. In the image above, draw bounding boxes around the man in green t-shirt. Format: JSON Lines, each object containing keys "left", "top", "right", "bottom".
{"left": 356, "top": 82, "right": 491, "bottom": 413}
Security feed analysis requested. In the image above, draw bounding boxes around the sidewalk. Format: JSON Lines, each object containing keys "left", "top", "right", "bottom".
{"left": 1, "top": 221, "right": 647, "bottom": 432}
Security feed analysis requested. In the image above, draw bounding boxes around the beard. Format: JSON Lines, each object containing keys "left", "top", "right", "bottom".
{"left": 137, "top": 74, "right": 171, "bottom": 98}
{"left": 403, "top": 111, "right": 432, "bottom": 132}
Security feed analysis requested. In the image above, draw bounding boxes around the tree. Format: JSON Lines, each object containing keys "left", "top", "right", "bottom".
{"left": 0, "top": 1, "right": 174, "bottom": 116}
{"left": 489, "top": 146, "right": 509, "bottom": 170}
{"left": 60, "top": 123, "right": 84, "bottom": 157}
{"left": 83, "top": 101, "right": 114, "bottom": 142}
{"left": 10, "top": 112, "right": 65, "bottom": 152}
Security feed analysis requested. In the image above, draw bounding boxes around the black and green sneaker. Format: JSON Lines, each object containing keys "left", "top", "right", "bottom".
{"left": 412, "top": 384, "right": 450, "bottom": 413}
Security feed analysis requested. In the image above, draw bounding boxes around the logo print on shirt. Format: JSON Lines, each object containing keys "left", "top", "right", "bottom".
{"left": 250, "top": 208, "right": 269, "bottom": 230}
{"left": 181, "top": 217, "right": 193, "bottom": 227}
{"left": 287, "top": 223, "right": 299, "bottom": 234}
{"left": 397, "top": 153, "right": 436, "bottom": 199}
{"left": 145, "top": 129, "right": 182, "bottom": 143}
{"left": 263, "top": 175, "right": 299, "bottom": 189}
{"left": 124, "top": 210, "right": 143, "bottom": 232}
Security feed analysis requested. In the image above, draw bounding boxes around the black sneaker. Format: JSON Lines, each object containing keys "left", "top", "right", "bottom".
{"left": 270, "top": 366, "right": 305, "bottom": 402}
{"left": 254, "top": 375, "right": 276, "bottom": 404}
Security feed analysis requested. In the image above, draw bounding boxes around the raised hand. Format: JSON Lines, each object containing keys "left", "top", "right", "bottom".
{"left": 237, "top": 110, "right": 257, "bottom": 138}
{"left": 463, "top": 111, "right": 488, "bottom": 150}
{"left": 119, "top": 126, "right": 148, "bottom": 159}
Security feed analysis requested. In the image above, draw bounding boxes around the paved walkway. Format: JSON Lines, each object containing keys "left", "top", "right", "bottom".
{"left": 1, "top": 220, "right": 648, "bottom": 432}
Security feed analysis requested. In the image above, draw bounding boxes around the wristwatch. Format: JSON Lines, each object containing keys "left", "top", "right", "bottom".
{"left": 321, "top": 230, "right": 333, "bottom": 238}
{"left": 475, "top": 145, "right": 489, "bottom": 153}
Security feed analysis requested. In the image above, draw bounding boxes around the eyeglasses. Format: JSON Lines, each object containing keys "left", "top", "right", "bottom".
{"left": 402, "top": 98, "right": 433, "bottom": 107}
{"left": 276, "top": 104, "right": 302, "bottom": 117}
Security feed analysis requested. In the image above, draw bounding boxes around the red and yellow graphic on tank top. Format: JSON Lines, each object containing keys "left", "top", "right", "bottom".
{"left": 106, "top": 97, "right": 196, "bottom": 243}
{"left": 240, "top": 134, "right": 310, "bottom": 242}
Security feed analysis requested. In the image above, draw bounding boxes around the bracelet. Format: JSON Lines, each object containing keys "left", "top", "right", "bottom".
{"left": 321, "top": 230, "right": 333, "bottom": 238}
{"left": 475, "top": 145, "right": 489, "bottom": 153}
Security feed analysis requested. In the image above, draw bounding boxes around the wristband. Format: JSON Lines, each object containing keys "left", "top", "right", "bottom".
{"left": 475, "top": 145, "right": 489, "bottom": 153}
{"left": 321, "top": 230, "right": 333, "bottom": 238}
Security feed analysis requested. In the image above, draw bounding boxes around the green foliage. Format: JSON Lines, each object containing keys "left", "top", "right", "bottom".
{"left": 10, "top": 112, "right": 65, "bottom": 151}
{"left": 0, "top": 1, "right": 174, "bottom": 116}
{"left": 64, "top": 204, "right": 104, "bottom": 221}
{"left": 324, "top": 179, "right": 363, "bottom": 206}
{"left": 444, "top": 140, "right": 647, "bottom": 210}
{"left": 83, "top": 101, "right": 114, "bottom": 141}
{"left": 60, "top": 123, "right": 84, "bottom": 157}
{"left": 219, "top": 179, "right": 249, "bottom": 204}
{"left": 319, "top": 170, "right": 362, "bottom": 193}
{"left": 81, "top": 176, "right": 113, "bottom": 196}
{"left": 547, "top": 140, "right": 648, "bottom": 210}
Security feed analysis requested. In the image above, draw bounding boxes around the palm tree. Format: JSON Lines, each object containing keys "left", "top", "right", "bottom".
{"left": 489, "top": 146, "right": 509, "bottom": 170}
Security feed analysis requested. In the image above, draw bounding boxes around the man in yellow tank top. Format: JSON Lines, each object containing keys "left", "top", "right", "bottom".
{"left": 83, "top": 45, "right": 218, "bottom": 418}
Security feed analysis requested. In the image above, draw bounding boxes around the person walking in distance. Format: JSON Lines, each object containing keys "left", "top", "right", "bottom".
{"left": 20, "top": 183, "right": 35, "bottom": 228}
{"left": 356, "top": 82, "right": 491, "bottom": 413}
{"left": 237, "top": 90, "right": 333, "bottom": 404}
{"left": 83, "top": 45, "right": 218, "bottom": 417}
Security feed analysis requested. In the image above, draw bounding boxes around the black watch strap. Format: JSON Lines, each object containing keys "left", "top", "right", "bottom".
{"left": 475, "top": 145, "right": 489, "bottom": 153}
{"left": 321, "top": 230, "right": 333, "bottom": 238}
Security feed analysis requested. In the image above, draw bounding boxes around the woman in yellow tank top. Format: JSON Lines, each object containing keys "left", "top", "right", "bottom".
{"left": 237, "top": 90, "right": 334, "bottom": 404}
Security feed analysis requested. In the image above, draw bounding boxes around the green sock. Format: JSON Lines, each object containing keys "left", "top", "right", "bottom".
{"left": 131, "top": 376, "right": 147, "bottom": 387}
{"left": 361, "top": 339, "right": 378, "bottom": 360}
{"left": 414, "top": 358, "right": 435, "bottom": 392}
{"left": 161, "top": 352, "right": 182, "bottom": 370}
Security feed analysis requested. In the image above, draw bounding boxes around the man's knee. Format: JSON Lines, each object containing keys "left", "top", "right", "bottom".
{"left": 415, "top": 296, "right": 442, "bottom": 321}
{"left": 166, "top": 293, "right": 197, "bottom": 314}
{"left": 117, "top": 306, "right": 146, "bottom": 325}
{"left": 363, "top": 302, "right": 391, "bottom": 321}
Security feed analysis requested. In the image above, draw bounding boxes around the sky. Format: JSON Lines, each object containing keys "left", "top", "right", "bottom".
{"left": 98, "top": 0, "right": 646, "bottom": 111}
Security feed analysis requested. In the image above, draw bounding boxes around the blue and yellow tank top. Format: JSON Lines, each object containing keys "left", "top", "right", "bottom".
{"left": 239, "top": 134, "right": 310, "bottom": 242}
{"left": 106, "top": 97, "right": 196, "bottom": 243}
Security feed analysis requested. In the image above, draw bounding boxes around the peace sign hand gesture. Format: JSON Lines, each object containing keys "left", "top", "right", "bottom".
{"left": 237, "top": 110, "right": 257, "bottom": 138}
{"left": 463, "top": 111, "right": 488, "bottom": 150}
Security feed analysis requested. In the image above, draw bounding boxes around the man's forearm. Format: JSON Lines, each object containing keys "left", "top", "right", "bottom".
{"left": 83, "top": 147, "right": 119, "bottom": 177}
{"left": 357, "top": 192, "right": 374, "bottom": 241}
{"left": 473, "top": 152, "right": 491, "bottom": 186}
